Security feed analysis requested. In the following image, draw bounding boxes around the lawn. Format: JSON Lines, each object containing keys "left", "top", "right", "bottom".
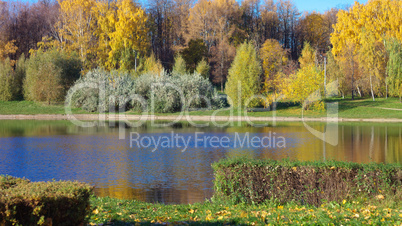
{"left": 0, "top": 101, "right": 88, "bottom": 115}
{"left": 1, "top": 97, "right": 402, "bottom": 119}
{"left": 87, "top": 196, "right": 402, "bottom": 225}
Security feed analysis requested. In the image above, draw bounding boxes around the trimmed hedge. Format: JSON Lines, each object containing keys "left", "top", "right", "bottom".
{"left": 212, "top": 158, "right": 402, "bottom": 206}
{"left": 0, "top": 175, "right": 93, "bottom": 226}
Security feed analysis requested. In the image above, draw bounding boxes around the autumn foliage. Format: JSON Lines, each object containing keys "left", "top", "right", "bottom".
{"left": 0, "top": 0, "right": 402, "bottom": 107}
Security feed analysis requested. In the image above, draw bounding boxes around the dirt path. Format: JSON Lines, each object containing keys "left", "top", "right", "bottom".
{"left": 1, "top": 114, "right": 402, "bottom": 123}
{"left": 375, "top": 107, "right": 402, "bottom": 111}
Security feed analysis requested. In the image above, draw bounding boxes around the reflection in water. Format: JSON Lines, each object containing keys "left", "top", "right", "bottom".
{"left": 0, "top": 120, "right": 401, "bottom": 204}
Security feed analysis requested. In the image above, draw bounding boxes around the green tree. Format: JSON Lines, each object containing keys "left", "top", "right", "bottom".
{"left": 0, "top": 58, "right": 15, "bottom": 101}
{"left": 225, "top": 41, "right": 261, "bottom": 108}
{"left": 195, "top": 58, "right": 210, "bottom": 79}
{"left": 172, "top": 54, "right": 187, "bottom": 75}
{"left": 13, "top": 54, "right": 26, "bottom": 100}
{"left": 386, "top": 38, "right": 402, "bottom": 102}
{"left": 0, "top": 55, "right": 26, "bottom": 101}
{"left": 24, "top": 49, "right": 81, "bottom": 104}
{"left": 181, "top": 39, "right": 208, "bottom": 73}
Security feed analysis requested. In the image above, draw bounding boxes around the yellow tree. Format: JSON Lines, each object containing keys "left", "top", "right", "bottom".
{"left": 0, "top": 40, "right": 17, "bottom": 64}
{"left": 331, "top": 0, "right": 402, "bottom": 99}
{"left": 260, "top": 39, "right": 288, "bottom": 95}
{"left": 285, "top": 43, "right": 324, "bottom": 110}
{"left": 107, "top": 0, "right": 148, "bottom": 71}
{"left": 92, "top": 0, "right": 116, "bottom": 68}
{"left": 57, "top": 0, "right": 96, "bottom": 68}
{"left": 358, "top": 30, "right": 387, "bottom": 101}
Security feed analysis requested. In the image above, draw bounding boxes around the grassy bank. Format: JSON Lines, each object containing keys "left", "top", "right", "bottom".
{"left": 87, "top": 196, "right": 402, "bottom": 225}
{"left": 1, "top": 97, "right": 402, "bottom": 119}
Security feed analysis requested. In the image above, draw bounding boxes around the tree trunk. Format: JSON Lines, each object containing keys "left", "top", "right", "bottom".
{"left": 386, "top": 83, "right": 388, "bottom": 99}
{"left": 356, "top": 86, "right": 362, "bottom": 97}
{"left": 370, "top": 73, "right": 375, "bottom": 101}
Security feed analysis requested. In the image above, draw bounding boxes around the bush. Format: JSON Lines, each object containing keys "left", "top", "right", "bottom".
{"left": 0, "top": 175, "right": 93, "bottom": 226}
{"left": 212, "top": 158, "right": 402, "bottom": 206}
{"left": 67, "top": 69, "right": 137, "bottom": 112}
{"left": 0, "top": 175, "right": 29, "bottom": 190}
{"left": 68, "top": 69, "right": 223, "bottom": 113}
{"left": 134, "top": 72, "right": 223, "bottom": 113}
{"left": 24, "top": 49, "right": 81, "bottom": 104}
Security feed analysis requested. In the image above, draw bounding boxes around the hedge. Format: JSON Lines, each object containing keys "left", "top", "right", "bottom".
{"left": 212, "top": 158, "right": 402, "bottom": 206}
{"left": 0, "top": 175, "right": 93, "bottom": 226}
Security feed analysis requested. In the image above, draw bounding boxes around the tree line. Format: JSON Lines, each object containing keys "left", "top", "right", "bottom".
{"left": 0, "top": 0, "right": 337, "bottom": 85}
{"left": 0, "top": 0, "right": 401, "bottom": 107}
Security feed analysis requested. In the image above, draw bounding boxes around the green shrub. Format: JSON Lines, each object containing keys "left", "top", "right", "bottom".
{"left": 0, "top": 175, "right": 29, "bottom": 190}
{"left": 0, "top": 175, "right": 93, "bottom": 226}
{"left": 24, "top": 49, "right": 81, "bottom": 104}
{"left": 212, "top": 158, "right": 402, "bottom": 206}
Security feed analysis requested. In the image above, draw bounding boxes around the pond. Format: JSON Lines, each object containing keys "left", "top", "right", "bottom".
{"left": 0, "top": 120, "right": 401, "bottom": 204}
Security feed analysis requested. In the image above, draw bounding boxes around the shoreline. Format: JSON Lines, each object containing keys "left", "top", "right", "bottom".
{"left": 1, "top": 114, "right": 402, "bottom": 123}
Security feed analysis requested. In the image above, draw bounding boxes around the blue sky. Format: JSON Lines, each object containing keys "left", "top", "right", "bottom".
{"left": 20, "top": 0, "right": 368, "bottom": 13}
{"left": 293, "top": 0, "right": 368, "bottom": 12}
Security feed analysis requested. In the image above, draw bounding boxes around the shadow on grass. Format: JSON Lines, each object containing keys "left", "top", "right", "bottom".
{"left": 325, "top": 97, "right": 389, "bottom": 113}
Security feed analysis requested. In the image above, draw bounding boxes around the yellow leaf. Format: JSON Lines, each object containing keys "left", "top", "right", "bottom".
{"left": 189, "top": 209, "right": 195, "bottom": 214}
{"left": 92, "top": 209, "right": 99, "bottom": 214}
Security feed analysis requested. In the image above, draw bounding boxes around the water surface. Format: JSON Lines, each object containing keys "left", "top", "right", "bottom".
{"left": 0, "top": 120, "right": 401, "bottom": 204}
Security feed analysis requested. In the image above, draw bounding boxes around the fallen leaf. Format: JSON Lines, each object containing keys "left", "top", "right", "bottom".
{"left": 375, "top": 195, "right": 384, "bottom": 200}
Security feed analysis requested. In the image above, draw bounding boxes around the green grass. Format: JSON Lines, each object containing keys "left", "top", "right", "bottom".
{"left": 0, "top": 101, "right": 90, "bottom": 115}
{"left": 87, "top": 196, "right": 402, "bottom": 225}
{"left": 127, "top": 97, "right": 402, "bottom": 119}
{"left": 1, "top": 97, "right": 402, "bottom": 119}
